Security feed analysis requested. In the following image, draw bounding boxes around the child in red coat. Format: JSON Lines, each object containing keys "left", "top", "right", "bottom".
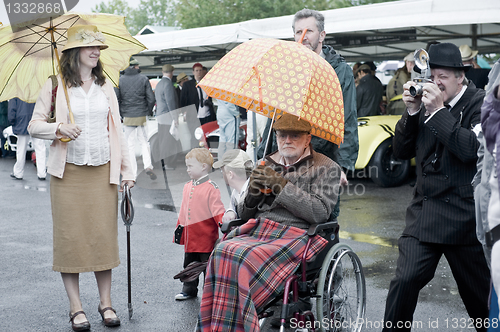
{"left": 174, "top": 148, "right": 225, "bottom": 300}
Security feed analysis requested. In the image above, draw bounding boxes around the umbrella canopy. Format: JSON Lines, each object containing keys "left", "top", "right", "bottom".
{"left": 0, "top": 12, "right": 146, "bottom": 103}
{"left": 198, "top": 38, "right": 344, "bottom": 145}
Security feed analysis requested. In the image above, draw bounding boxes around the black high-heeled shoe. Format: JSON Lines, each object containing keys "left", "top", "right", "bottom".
{"left": 98, "top": 306, "right": 121, "bottom": 327}
{"left": 69, "top": 311, "right": 90, "bottom": 331}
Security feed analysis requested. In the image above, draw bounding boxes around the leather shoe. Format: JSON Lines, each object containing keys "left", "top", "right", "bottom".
{"left": 69, "top": 311, "right": 90, "bottom": 331}
{"left": 10, "top": 173, "right": 22, "bottom": 180}
{"left": 145, "top": 168, "right": 157, "bottom": 180}
{"left": 98, "top": 306, "right": 121, "bottom": 327}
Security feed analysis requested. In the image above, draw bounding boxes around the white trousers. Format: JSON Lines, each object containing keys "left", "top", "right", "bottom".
{"left": 13, "top": 135, "right": 47, "bottom": 179}
{"left": 123, "top": 125, "right": 152, "bottom": 179}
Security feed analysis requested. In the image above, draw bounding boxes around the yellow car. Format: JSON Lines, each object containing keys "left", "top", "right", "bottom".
{"left": 356, "top": 115, "right": 415, "bottom": 187}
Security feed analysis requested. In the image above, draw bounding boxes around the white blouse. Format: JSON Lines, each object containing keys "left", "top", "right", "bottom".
{"left": 66, "top": 81, "right": 111, "bottom": 166}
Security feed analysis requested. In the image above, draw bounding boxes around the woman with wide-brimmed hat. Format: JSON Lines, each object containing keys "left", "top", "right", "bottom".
{"left": 28, "top": 25, "right": 135, "bottom": 331}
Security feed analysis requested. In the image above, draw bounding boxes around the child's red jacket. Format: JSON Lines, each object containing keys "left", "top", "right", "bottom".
{"left": 174, "top": 176, "right": 225, "bottom": 253}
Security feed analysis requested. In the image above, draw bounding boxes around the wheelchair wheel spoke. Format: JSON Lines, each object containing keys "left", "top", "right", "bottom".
{"left": 316, "top": 244, "right": 366, "bottom": 332}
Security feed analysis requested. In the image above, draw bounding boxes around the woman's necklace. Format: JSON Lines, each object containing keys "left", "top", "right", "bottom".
{"left": 82, "top": 76, "right": 93, "bottom": 82}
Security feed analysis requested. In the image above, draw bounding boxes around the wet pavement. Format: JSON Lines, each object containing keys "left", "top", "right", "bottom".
{"left": 0, "top": 154, "right": 480, "bottom": 331}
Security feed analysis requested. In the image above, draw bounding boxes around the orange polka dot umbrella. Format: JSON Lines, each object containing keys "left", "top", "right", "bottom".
{"left": 198, "top": 38, "right": 344, "bottom": 145}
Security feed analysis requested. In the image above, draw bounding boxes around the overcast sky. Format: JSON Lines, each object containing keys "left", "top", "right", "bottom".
{"left": 0, "top": 0, "right": 141, "bottom": 27}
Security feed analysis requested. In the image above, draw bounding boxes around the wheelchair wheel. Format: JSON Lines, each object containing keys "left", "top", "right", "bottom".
{"left": 316, "top": 243, "right": 366, "bottom": 332}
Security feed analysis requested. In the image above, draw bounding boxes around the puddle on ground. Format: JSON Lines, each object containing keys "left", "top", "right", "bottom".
{"left": 339, "top": 230, "right": 398, "bottom": 248}
{"left": 23, "top": 185, "right": 48, "bottom": 192}
{"left": 144, "top": 203, "right": 177, "bottom": 212}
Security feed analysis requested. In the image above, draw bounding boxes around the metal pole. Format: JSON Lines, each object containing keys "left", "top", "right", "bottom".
{"left": 127, "top": 229, "right": 133, "bottom": 319}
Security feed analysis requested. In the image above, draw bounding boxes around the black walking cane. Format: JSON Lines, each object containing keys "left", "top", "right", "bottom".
{"left": 120, "top": 183, "right": 134, "bottom": 319}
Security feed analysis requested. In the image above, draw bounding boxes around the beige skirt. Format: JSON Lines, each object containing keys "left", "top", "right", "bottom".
{"left": 50, "top": 162, "right": 120, "bottom": 273}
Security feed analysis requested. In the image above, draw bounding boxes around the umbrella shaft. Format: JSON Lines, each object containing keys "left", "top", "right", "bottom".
{"left": 127, "top": 230, "right": 132, "bottom": 304}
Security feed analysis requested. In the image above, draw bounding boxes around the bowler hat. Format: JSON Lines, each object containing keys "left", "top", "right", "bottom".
{"left": 162, "top": 64, "right": 174, "bottom": 73}
{"left": 62, "top": 25, "right": 108, "bottom": 52}
{"left": 273, "top": 113, "right": 311, "bottom": 133}
{"left": 428, "top": 43, "right": 469, "bottom": 71}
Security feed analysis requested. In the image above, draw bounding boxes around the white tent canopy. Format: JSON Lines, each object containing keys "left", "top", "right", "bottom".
{"left": 135, "top": 0, "right": 500, "bottom": 75}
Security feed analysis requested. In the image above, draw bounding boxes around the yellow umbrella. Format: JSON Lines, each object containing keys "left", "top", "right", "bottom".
{"left": 0, "top": 12, "right": 146, "bottom": 103}
{"left": 198, "top": 38, "right": 344, "bottom": 145}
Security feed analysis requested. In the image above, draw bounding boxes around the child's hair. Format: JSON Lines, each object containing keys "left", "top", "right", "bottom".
{"left": 185, "top": 148, "right": 214, "bottom": 168}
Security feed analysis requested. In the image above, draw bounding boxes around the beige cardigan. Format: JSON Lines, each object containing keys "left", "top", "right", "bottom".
{"left": 28, "top": 76, "right": 134, "bottom": 184}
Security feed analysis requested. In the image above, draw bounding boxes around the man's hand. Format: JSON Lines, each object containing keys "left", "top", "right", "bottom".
{"left": 402, "top": 81, "right": 422, "bottom": 115}
{"left": 252, "top": 165, "right": 288, "bottom": 195}
{"left": 340, "top": 170, "right": 348, "bottom": 187}
{"left": 222, "top": 211, "right": 237, "bottom": 223}
{"left": 245, "top": 172, "right": 265, "bottom": 208}
{"left": 420, "top": 82, "right": 444, "bottom": 116}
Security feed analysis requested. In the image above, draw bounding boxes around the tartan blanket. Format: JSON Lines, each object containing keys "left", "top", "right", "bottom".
{"left": 196, "top": 218, "right": 328, "bottom": 332}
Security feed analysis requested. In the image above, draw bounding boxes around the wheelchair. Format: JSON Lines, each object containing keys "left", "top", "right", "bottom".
{"left": 221, "top": 219, "right": 366, "bottom": 332}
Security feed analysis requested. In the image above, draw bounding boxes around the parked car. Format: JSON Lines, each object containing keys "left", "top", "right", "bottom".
{"left": 2, "top": 126, "right": 35, "bottom": 161}
{"left": 195, "top": 115, "right": 412, "bottom": 187}
{"left": 356, "top": 115, "right": 413, "bottom": 187}
{"left": 195, "top": 120, "right": 247, "bottom": 160}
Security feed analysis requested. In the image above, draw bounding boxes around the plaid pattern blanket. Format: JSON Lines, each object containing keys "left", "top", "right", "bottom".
{"left": 196, "top": 218, "right": 328, "bottom": 332}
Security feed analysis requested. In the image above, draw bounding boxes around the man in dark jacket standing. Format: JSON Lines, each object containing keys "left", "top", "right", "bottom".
{"left": 383, "top": 43, "right": 490, "bottom": 331}
{"left": 292, "top": 9, "right": 358, "bottom": 217}
{"left": 355, "top": 63, "right": 384, "bottom": 117}
{"left": 180, "top": 62, "right": 215, "bottom": 125}
{"left": 8, "top": 98, "right": 46, "bottom": 180}
{"left": 116, "top": 58, "right": 156, "bottom": 180}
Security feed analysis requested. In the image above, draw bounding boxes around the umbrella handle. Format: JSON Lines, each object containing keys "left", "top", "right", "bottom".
{"left": 121, "top": 183, "right": 134, "bottom": 227}
{"left": 298, "top": 29, "right": 308, "bottom": 44}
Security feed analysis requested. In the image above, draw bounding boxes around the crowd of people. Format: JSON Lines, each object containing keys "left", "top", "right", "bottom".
{"left": 2, "top": 7, "right": 500, "bottom": 332}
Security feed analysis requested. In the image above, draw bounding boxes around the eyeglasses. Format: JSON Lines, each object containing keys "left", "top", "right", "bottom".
{"left": 276, "top": 132, "right": 305, "bottom": 141}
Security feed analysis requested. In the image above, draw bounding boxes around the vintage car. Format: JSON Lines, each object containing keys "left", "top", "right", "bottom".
{"left": 2, "top": 126, "right": 35, "bottom": 160}
{"left": 195, "top": 115, "right": 412, "bottom": 187}
{"left": 195, "top": 120, "right": 247, "bottom": 160}
{"left": 356, "top": 115, "right": 414, "bottom": 187}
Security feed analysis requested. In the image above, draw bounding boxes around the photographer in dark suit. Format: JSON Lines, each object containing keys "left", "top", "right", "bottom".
{"left": 383, "top": 43, "right": 490, "bottom": 331}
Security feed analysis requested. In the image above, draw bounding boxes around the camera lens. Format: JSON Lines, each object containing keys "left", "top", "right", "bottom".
{"left": 409, "top": 85, "right": 423, "bottom": 97}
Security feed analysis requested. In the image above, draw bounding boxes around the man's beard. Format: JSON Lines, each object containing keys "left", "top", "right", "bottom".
{"left": 303, "top": 39, "right": 319, "bottom": 52}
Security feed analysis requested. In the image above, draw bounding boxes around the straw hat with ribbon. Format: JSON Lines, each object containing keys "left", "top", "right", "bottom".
{"left": 459, "top": 44, "right": 478, "bottom": 62}
{"left": 62, "top": 25, "right": 109, "bottom": 52}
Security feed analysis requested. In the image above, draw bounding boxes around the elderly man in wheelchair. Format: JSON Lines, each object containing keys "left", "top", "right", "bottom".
{"left": 196, "top": 114, "right": 366, "bottom": 332}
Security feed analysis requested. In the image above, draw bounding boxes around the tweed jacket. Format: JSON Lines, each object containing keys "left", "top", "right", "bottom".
{"left": 28, "top": 76, "right": 134, "bottom": 184}
{"left": 393, "top": 84, "right": 485, "bottom": 244}
{"left": 238, "top": 147, "right": 341, "bottom": 230}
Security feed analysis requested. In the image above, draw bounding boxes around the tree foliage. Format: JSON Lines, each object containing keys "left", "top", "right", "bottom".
{"left": 93, "top": 0, "right": 177, "bottom": 35}
{"left": 93, "top": 0, "right": 398, "bottom": 32}
{"left": 174, "top": 0, "right": 399, "bottom": 29}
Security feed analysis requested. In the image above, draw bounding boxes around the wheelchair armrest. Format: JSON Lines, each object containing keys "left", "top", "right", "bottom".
{"left": 220, "top": 218, "right": 244, "bottom": 234}
{"left": 307, "top": 220, "right": 338, "bottom": 237}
